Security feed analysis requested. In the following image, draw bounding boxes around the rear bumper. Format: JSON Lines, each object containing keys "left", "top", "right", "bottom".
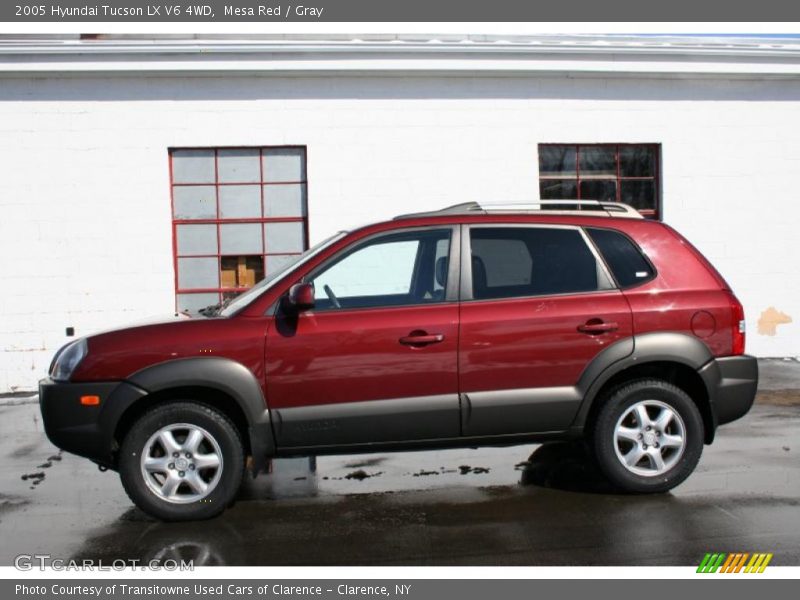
{"left": 698, "top": 355, "right": 759, "bottom": 430}
{"left": 39, "top": 377, "right": 147, "bottom": 467}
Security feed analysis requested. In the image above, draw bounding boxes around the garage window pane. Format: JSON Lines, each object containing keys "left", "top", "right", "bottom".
{"left": 580, "top": 180, "right": 617, "bottom": 202}
{"left": 218, "top": 149, "right": 261, "bottom": 183}
{"left": 579, "top": 146, "right": 616, "bottom": 176}
{"left": 539, "top": 145, "right": 576, "bottom": 177}
{"left": 172, "top": 150, "right": 215, "bottom": 184}
{"left": 265, "top": 222, "right": 304, "bottom": 254}
{"left": 263, "top": 148, "right": 305, "bottom": 182}
{"left": 264, "top": 184, "right": 306, "bottom": 217}
{"left": 620, "top": 146, "right": 656, "bottom": 177}
{"left": 219, "top": 185, "right": 261, "bottom": 219}
{"left": 178, "top": 257, "right": 220, "bottom": 289}
{"left": 220, "top": 223, "right": 263, "bottom": 254}
{"left": 173, "top": 186, "right": 217, "bottom": 219}
{"left": 176, "top": 224, "right": 217, "bottom": 255}
{"left": 621, "top": 180, "right": 656, "bottom": 211}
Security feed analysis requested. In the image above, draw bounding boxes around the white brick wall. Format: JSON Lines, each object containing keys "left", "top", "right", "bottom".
{"left": 1, "top": 74, "right": 798, "bottom": 391}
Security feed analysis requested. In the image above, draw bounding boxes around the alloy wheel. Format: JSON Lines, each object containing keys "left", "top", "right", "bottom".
{"left": 139, "top": 423, "right": 223, "bottom": 504}
{"left": 613, "top": 400, "right": 686, "bottom": 477}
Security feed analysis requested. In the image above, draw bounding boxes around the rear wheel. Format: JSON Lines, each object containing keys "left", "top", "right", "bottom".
{"left": 119, "top": 402, "right": 244, "bottom": 521}
{"left": 590, "top": 379, "right": 704, "bottom": 493}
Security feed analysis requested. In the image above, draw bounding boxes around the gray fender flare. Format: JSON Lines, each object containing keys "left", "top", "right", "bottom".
{"left": 571, "top": 332, "right": 714, "bottom": 430}
{"left": 125, "top": 357, "right": 275, "bottom": 471}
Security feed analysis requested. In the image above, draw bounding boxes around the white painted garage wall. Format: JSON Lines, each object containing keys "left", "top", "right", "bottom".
{"left": 1, "top": 74, "right": 798, "bottom": 391}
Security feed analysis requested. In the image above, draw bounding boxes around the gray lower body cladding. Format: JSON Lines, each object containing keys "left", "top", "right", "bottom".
{"left": 699, "top": 354, "right": 759, "bottom": 427}
{"left": 273, "top": 388, "right": 581, "bottom": 450}
{"left": 273, "top": 394, "right": 461, "bottom": 448}
{"left": 272, "top": 355, "right": 758, "bottom": 454}
{"left": 39, "top": 378, "right": 147, "bottom": 467}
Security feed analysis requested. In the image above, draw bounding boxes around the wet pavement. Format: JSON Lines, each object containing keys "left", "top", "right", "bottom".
{"left": 1, "top": 364, "right": 799, "bottom": 566}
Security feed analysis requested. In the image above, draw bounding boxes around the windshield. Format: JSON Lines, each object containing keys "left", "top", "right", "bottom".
{"left": 218, "top": 231, "right": 347, "bottom": 317}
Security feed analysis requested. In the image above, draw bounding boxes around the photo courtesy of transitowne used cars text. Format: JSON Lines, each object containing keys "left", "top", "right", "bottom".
{"left": 40, "top": 200, "right": 758, "bottom": 521}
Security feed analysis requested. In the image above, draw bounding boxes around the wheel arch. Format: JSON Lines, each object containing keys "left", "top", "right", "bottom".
{"left": 573, "top": 333, "right": 716, "bottom": 444}
{"left": 110, "top": 357, "right": 275, "bottom": 471}
{"left": 113, "top": 386, "right": 251, "bottom": 453}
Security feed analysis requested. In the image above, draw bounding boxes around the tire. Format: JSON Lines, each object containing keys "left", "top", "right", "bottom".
{"left": 590, "top": 379, "right": 704, "bottom": 493}
{"left": 119, "top": 402, "right": 245, "bottom": 521}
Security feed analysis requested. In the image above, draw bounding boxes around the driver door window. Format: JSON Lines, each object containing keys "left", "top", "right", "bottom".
{"left": 309, "top": 229, "right": 452, "bottom": 311}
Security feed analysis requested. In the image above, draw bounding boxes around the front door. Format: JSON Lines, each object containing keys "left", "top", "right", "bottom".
{"left": 459, "top": 224, "right": 633, "bottom": 437}
{"left": 265, "top": 226, "right": 461, "bottom": 450}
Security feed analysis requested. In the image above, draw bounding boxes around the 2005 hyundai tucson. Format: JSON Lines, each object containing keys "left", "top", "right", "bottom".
{"left": 40, "top": 200, "right": 758, "bottom": 520}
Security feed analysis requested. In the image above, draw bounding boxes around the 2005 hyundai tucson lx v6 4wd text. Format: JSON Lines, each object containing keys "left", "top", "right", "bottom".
{"left": 40, "top": 200, "right": 758, "bottom": 521}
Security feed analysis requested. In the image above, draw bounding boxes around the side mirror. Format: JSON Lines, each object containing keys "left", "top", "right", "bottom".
{"left": 287, "top": 282, "right": 315, "bottom": 311}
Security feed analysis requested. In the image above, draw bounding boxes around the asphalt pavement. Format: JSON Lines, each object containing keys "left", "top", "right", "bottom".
{"left": 1, "top": 359, "right": 798, "bottom": 566}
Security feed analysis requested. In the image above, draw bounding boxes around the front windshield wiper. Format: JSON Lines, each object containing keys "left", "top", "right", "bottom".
{"left": 198, "top": 296, "right": 235, "bottom": 317}
{"left": 197, "top": 303, "right": 220, "bottom": 317}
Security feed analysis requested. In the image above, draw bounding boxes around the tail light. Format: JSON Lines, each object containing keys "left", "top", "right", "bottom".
{"left": 728, "top": 292, "right": 746, "bottom": 355}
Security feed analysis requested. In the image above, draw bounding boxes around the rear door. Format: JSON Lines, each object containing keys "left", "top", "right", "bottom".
{"left": 458, "top": 224, "right": 633, "bottom": 437}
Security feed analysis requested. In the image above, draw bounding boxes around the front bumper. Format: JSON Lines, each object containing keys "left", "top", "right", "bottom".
{"left": 39, "top": 377, "right": 147, "bottom": 467}
{"left": 698, "top": 355, "right": 759, "bottom": 430}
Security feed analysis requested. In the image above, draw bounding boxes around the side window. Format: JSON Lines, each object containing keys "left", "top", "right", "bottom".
{"left": 470, "top": 227, "right": 605, "bottom": 300}
{"left": 471, "top": 237, "right": 532, "bottom": 288}
{"left": 310, "top": 229, "right": 451, "bottom": 311}
{"left": 586, "top": 227, "right": 655, "bottom": 287}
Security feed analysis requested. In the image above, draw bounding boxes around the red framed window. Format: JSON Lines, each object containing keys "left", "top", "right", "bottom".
{"left": 169, "top": 146, "right": 309, "bottom": 314}
{"left": 538, "top": 144, "right": 661, "bottom": 219}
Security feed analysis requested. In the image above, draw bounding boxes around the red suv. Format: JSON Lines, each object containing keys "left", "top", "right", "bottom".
{"left": 40, "top": 201, "right": 758, "bottom": 520}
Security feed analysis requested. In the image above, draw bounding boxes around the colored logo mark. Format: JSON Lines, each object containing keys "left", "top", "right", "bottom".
{"left": 697, "top": 552, "right": 773, "bottom": 573}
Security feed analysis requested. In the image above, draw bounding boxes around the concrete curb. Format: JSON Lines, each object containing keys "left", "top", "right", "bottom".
{"left": 0, "top": 395, "right": 38, "bottom": 406}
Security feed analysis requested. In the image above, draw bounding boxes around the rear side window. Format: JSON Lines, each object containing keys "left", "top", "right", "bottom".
{"left": 586, "top": 227, "right": 654, "bottom": 287}
{"left": 470, "top": 227, "right": 604, "bottom": 300}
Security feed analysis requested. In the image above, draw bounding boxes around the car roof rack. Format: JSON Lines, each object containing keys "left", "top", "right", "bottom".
{"left": 394, "top": 200, "right": 644, "bottom": 220}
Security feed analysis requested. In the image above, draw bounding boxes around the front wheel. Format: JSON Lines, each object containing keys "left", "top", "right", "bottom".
{"left": 590, "top": 379, "right": 704, "bottom": 493}
{"left": 119, "top": 402, "right": 244, "bottom": 521}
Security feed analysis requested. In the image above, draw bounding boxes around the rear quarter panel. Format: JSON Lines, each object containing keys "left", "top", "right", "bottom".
{"left": 610, "top": 220, "right": 736, "bottom": 357}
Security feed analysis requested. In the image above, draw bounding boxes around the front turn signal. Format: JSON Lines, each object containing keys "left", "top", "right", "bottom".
{"left": 80, "top": 395, "right": 100, "bottom": 406}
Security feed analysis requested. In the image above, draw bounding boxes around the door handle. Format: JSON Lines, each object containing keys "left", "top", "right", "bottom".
{"left": 399, "top": 332, "right": 445, "bottom": 346}
{"left": 577, "top": 320, "right": 619, "bottom": 334}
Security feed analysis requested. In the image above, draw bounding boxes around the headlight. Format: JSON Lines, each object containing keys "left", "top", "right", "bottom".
{"left": 51, "top": 339, "right": 88, "bottom": 382}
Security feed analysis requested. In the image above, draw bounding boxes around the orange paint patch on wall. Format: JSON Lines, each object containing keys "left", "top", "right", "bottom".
{"left": 757, "top": 307, "right": 792, "bottom": 336}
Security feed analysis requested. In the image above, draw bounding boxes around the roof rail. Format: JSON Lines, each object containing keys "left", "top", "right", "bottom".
{"left": 394, "top": 200, "right": 643, "bottom": 220}
{"left": 393, "top": 202, "right": 481, "bottom": 219}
